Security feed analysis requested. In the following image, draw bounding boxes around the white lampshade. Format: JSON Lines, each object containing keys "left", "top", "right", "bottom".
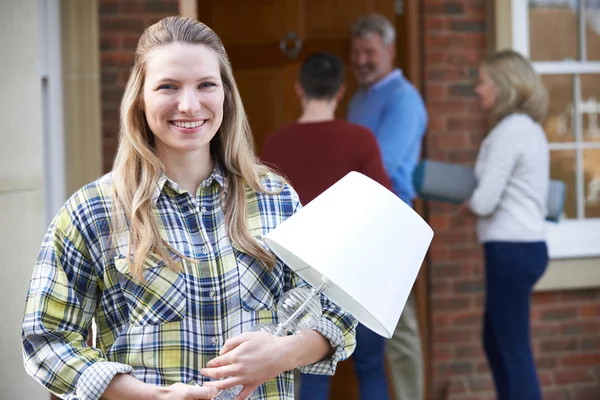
{"left": 264, "top": 172, "right": 434, "bottom": 338}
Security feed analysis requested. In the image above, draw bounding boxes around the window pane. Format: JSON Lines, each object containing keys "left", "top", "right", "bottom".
{"left": 580, "top": 74, "right": 600, "bottom": 141}
{"left": 585, "top": 2, "right": 600, "bottom": 60}
{"left": 529, "top": 1, "right": 579, "bottom": 61}
{"left": 551, "top": 150, "right": 577, "bottom": 219}
{"left": 584, "top": 149, "right": 600, "bottom": 217}
{"left": 542, "top": 75, "right": 575, "bottom": 142}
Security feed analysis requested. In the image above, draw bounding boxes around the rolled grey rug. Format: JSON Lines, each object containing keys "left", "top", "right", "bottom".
{"left": 413, "top": 159, "right": 566, "bottom": 223}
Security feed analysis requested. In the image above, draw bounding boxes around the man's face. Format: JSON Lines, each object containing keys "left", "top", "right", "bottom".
{"left": 351, "top": 32, "right": 394, "bottom": 86}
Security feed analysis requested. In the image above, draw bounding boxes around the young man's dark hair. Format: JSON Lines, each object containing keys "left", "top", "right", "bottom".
{"left": 299, "top": 52, "right": 345, "bottom": 100}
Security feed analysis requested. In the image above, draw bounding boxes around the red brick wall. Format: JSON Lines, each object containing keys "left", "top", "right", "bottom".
{"left": 99, "top": 0, "right": 179, "bottom": 172}
{"left": 423, "top": 1, "right": 600, "bottom": 399}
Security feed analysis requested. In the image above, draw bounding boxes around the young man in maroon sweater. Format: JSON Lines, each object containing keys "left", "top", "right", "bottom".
{"left": 261, "top": 52, "right": 394, "bottom": 400}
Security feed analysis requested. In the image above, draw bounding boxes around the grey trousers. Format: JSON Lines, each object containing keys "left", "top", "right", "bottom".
{"left": 386, "top": 292, "right": 423, "bottom": 400}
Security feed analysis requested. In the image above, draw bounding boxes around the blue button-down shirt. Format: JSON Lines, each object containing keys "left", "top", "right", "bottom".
{"left": 348, "top": 69, "right": 428, "bottom": 206}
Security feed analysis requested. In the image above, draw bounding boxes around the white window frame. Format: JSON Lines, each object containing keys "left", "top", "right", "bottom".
{"left": 511, "top": 0, "right": 600, "bottom": 259}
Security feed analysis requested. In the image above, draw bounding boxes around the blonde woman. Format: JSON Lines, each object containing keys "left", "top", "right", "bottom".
{"left": 463, "top": 50, "right": 549, "bottom": 400}
{"left": 22, "top": 16, "right": 355, "bottom": 400}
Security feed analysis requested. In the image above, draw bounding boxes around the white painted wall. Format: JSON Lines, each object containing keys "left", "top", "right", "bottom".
{"left": 0, "top": 1, "right": 53, "bottom": 398}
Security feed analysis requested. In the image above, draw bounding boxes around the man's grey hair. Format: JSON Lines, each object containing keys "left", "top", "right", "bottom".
{"left": 351, "top": 13, "right": 396, "bottom": 46}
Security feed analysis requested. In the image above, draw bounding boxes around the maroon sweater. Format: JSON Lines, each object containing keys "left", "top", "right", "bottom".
{"left": 261, "top": 120, "right": 392, "bottom": 205}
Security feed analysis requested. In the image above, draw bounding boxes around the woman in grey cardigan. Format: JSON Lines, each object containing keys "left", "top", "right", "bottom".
{"left": 463, "top": 50, "right": 550, "bottom": 400}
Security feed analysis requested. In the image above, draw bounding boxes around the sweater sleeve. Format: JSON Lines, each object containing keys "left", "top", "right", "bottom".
{"left": 469, "top": 126, "right": 520, "bottom": 217}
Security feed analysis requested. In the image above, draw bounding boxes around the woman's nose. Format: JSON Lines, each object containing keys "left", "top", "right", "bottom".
{"left": 178, "top": 89, "right": 202, "bottom": 114}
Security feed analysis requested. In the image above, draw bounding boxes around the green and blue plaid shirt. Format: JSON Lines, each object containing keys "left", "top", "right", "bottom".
{"left": 22, "top": 165, "right": 356, "bottom": 400}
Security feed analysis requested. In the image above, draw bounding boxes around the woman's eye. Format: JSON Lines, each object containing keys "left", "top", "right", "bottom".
{"left": 199, "top": 82, "right": 216, "bottom": 89}
{"left": 158, "top": 84, "right": 176, "bottom": 90}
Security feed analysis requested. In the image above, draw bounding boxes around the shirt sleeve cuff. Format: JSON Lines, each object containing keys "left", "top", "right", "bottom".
{"left": 298, "top": 317, "right": 346, "bottom": 376}
{"left": 76, "top": 361, "right": 134, "bottom": 400}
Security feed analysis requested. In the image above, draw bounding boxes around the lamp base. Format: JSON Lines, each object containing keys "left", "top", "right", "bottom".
{"left": 214, "top": 284, "right": 327, "bottom": 399}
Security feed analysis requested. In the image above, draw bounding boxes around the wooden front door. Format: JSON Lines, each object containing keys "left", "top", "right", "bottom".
{"left": 183, "top": 1, "right": 429, "bottom": 399}
{"left": 193, "top": 0, "right": 395, "bottom": 153}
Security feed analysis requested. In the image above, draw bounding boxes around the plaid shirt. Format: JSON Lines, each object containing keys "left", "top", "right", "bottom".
{"left": 22, "top": 165, "right": 356, "bottom": 400}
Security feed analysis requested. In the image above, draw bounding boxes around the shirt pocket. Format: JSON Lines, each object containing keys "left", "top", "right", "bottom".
{"left": 233, "top": 240, "right": 283, "bottom": 329}
{"left": 114, "top": 252, "right": 187, "bottom": 327}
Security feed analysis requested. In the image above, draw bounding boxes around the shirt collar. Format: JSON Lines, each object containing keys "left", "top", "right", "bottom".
{"left": 369, "top": 68, "right": 402, "bottom": 91}
{"left": 152, "top": 161, "right": 226, "bottom": 204}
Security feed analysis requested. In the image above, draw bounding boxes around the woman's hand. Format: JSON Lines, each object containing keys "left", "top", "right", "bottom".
{"left": 200, "top": 332, "right": 293, "bottom": 399}
{"left": 458, "top": 200, "right": 472, "bottom": 215}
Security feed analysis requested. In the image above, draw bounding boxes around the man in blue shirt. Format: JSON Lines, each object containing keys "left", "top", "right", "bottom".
{"left": 348, "top": 13, "right": 428, "bottom": 400}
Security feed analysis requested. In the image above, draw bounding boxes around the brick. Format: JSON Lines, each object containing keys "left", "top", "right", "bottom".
{"left": 448, "top": 117, "right": 485, "bottom": 132}
{"left": 571, "top": 385, "right": 600, "bottom": 400}
{"left": 536, "top": 357, "right": 559, "bottom": 370}
{"left": 431, "top": 262, "right": 463, "bottom": 278}
{"left": 124, "top": 34, "right": 142, "bottom": 50}
{"left": 100, "top": 16, "right": 147, "bottom": 34}
{"left": 467, "top": 375, "right": 493, "bottom": 391}
{"left": 424, "top": 16, "right": 451, "bottom": 31}
{"left": 582, "top": 337, "right": 600, "bottom": 350}
{"left": 100, "top": 52, "right": 135, "bottom": 69}
{"left": 531, "top": 323, "right": 560, "bottom": 337}
{"left": 538, "top": 370, "right": 554, "bottom": 386}
{"left": 442, "top": 3, "right": 464, "bottom": 15}
{"left": 100, "top": 34, "right": 122, "bottom": 52}
{"left": 429, "top": 214, "right": 450, "bottom": 229}
{"left": 449, "top": 83, "right": 476, "bottom": 98}
{"left": 446, "top": 378, "right": 467, "bottom": 394}
{"left": 101, "top": 71, "right": 119, "bottom": 86}
{"left": 553, "top": 368, "right": 595, "bottom": 384}
{"left": 432, "top": 297, "right": 471, "bottom": 313}
{"left": 145, "top": 0, "right": 179, "bottom": 14}
{"left": 561, "top": 353, "right": 600, "bottom": 368}
{"left": 540, "top": 307, "right": 578, "bottom": 321}
{"left": 451, "top": 20, "right": 485, "bottom": 33}
{"left": 432, "top": 133, "right": 470, "bottom": 150}
{"left": 560, "top": 320, "right": 599, "bottom": 335}
{"left": 453, "top": 280, "right": 484, "bottom": 295}
{"left": 427, "top": 101, "right": 468, "bottom": 115}
{"left": 437, "top": 361, "right": 474, "bottom": 375}
{"left": 542, "top": 388, "right": 570, "bottom": 400}
{"left": 433, "top": 346, "right": 453, "bottom": 362}
{"left": 425, "top": 82, "right": 448, "bottom": 100}
{"left": 101, "top": 87, "right": 125, "bottom": 103}
{"left": 432, "top": 314, "right": 452, "bottom": 328}
{"left": 559, "top": 289, "right": 600, "bottom": 303}
{"left": 99, "top": 0, "right": 119, "bottom": 15}
{"left": 532, "top": 291, "right": 560, "bottom": 305}
{"left": 427, "top": 116, "right": 448, "bottom": 132}
{"left": 581, "top": 304, "right": 600, "bottom": 318}
{"left": 454, "top": 345, "right": 483, "bottom": 359}
{"left": 540, "top": 337, "right": 578, "bottom": 353}
{"left": 431, "top": 281, "right": 451, "bottom": 297}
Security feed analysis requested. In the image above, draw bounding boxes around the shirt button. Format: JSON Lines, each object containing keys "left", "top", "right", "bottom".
{"left": 200, "top": 206, "right": 207, "bottom": 213}
{"left": 209, "top": 290, "right": 216, "bottom": 298}
{"left": 211, "top": 336, "right": 218, "bottom": 345}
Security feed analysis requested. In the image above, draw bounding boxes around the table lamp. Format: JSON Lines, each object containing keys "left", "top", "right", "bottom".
{"left": 215, "top": 172, "right": 434, "bottom": 399}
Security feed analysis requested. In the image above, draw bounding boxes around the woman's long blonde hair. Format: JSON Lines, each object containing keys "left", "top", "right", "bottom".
{"left": 112, "top": 16, "right": 280, "bottom": 280}
{"left": 483, "top": 50, "right": 548, "bottom": 128}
